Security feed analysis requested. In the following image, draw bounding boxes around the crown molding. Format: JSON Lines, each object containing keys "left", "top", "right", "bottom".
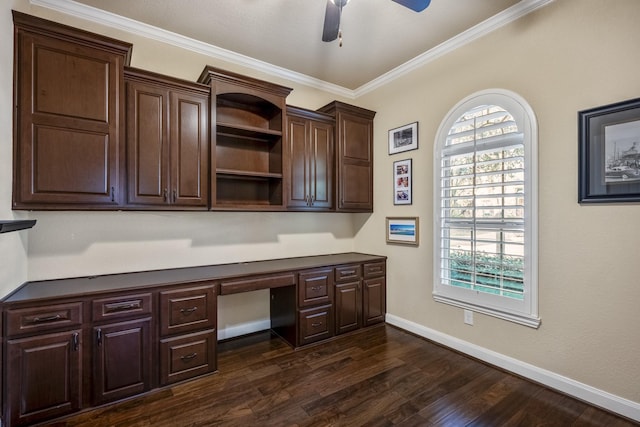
{"left": 30, "top": 0, "right": 553, "bottom": 100}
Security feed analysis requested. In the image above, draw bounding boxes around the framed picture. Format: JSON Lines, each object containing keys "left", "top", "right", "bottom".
{"left": 393, "top": 159, "right": 412, "bottom": 205}
{"left": 579, "top": 97, "right": 640, "bottom": 203}
{"left": 386, "top": 217, "right": 419, "bottom": 246}
{"left": 389, "top": 122, "right": 418, "bottom": 155}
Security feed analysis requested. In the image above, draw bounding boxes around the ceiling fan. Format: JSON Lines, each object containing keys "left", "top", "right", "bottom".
{"left": 322, "top": 0, "right": 432, "bottom": 46}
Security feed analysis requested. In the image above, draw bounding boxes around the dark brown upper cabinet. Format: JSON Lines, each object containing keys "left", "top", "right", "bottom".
{"left": 318, "top": 101, "right": 376, "bottom": 212}
{"left": 12, "top": 11, "right": 132, "bottom": 209}
{"left": 198, "top": 66, "right": 292, "bottom": 211}
{"left": 285, "top": 106, "right": 334, "bottom": 210}
{"left": 125, "top": 68, "right": 209, "bottom": 209}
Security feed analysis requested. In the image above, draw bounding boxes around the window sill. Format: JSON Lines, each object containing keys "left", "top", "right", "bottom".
{"left": 433, "top": 293, "right": 541, "bottom": 328}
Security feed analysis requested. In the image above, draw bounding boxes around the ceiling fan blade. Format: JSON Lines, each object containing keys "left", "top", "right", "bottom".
{"left": 322, "top": 0, "right": 341, "bottom": 42}
{"left": 391, "top": 0, "right": 431, "bottom": 12}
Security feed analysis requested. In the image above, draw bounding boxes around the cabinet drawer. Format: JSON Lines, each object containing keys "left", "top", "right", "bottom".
{"left": 298, "top": 268, "right": 333, "bottom": 307}
{"left": 6, "top": 302, "right": 83, "bottom": 337}
{"left": 335, "top": 264, "right": 362, "bottom": 282}
{"left": 299, "top": 304, "right": 334, "bottom": 346}
{"left": 160, "top": 329, "right": 216, "bottom": 386}
{"left": 363, "top": 261, "right": 386, "bottom": 278}
{"left": 220, "top": 273, "right": 295, "bottom": 295}
{"left": 92, "top": 293, "right": 152, "bottom": 322}
{"left": 160, "top": 285, "right": 216, "bottom": 336}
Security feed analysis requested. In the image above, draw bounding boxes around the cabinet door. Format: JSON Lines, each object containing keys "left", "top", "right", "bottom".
{"left": 309, "top": 120, "right": 334, "bottom": 209}
{"left": 170, "top": 91, "right": 209, "bottom": 207}
{"left": 127, "top": 81, "right": 169, "bottom": 205}
{"left": 335, "top": 280, "right": 362, "bottom": 335}
{"left": 93, "top": 318, "right": 152, "bottom": 405}
{"left": 336, "top": 112, "right": 373, "bottom": 211}
{"left": 287, "top": 116, "right": 310, "bottom": 208}
{"left": 363, "top": 277, "right": 386, "bottom": 326}
{"left": 6, "top": 330, "right": 82, "bottom": 426}
{"left": 14, "top": 30, "right": 125, "bottom": 207}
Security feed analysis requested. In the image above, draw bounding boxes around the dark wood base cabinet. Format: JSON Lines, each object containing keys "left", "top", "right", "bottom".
{"left": 1, "top": 253, "right": 385, "bottom": 426}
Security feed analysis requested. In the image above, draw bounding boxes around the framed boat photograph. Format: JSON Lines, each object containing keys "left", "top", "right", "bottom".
{"left": 388, "top": 122, "right": 418, "bottom": 155}
{"left": 579, "top": 97, "right": 640, "bottom": 203}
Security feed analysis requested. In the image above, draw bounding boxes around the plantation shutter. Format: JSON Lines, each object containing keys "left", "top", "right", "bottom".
{"left": 439, "top": 105, "right": 526, "bottom": 300}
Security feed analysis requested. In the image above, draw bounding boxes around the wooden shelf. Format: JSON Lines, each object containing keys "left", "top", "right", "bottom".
{"left": 0, "top": 220, "right": 36, "bottom": 233}
{"left": 216, "top": 169, "right": 282, "bottom": 180}
{"left": 217, "top": 122, "right": 282, "bottom": 141}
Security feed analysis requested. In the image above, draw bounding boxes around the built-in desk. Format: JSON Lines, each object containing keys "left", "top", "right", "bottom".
{"left": 0, "top": 252, "right": 386, "bottom": 427}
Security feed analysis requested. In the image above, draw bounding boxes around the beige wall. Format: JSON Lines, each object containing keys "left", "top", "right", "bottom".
{"left": 2, "top": 0, "right": 638, "bottom": 414}
{"left": 355, "top": 0, "right": 640, "bottom": 405}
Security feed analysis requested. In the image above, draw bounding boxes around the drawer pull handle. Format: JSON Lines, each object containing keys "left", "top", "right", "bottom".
{"left": 181, "top": 353, "right": 197, "bottom": 362}
{"left": 180, "top": 307, "right": 198, "bottom": 315}
{"left": 105, "top": 301, "right": 141, "bottom": 312}
{"left": 341, "top": 270, "right": 356, "bottom": 275}
{"left": 32, "top": 314, "right": 63, "bottom": 323}
{"left": 73, "top": 332, "right": 79, "bottom": 352}
{"left": 310, "top": 286, "right": 322, "bottom": 291}
{"left": 311, "top": 322, "right": 323, "bottom": 327}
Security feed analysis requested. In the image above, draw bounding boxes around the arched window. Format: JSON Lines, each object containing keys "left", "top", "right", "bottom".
{"left": 433, "top": 89, "right": 540, "bottom": 327}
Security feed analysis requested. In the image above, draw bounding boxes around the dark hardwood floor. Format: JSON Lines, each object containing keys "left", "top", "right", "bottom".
{"left": 55, "top": 325, "right": 637, "bottom": 427}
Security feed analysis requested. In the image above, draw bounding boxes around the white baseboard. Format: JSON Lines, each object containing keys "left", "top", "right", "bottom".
{"left": 385, "top": 314, "right": 640, "bottom": 422}
{"left": 217, "top": 318, "right": 270, "bottom": 341}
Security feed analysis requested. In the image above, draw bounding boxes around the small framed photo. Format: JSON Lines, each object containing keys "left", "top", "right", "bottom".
{"left": 579, "top": 97, "right": 640, "bottom": 203}
{"left": 393, "top": 159, "right": 412, "bottom": 205}
{"left": 386, "top": 217, "right": 419, "bottom": 246}
{"left": 389, "top": 122, "right": 418, "bottom": 155}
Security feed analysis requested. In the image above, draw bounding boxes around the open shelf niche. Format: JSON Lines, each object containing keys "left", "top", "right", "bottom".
{"left": 198, "top": 67, "right": 292, "bottom": 210}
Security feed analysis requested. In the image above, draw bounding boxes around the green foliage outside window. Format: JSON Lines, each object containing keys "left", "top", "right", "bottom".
{"left": 449, "top": 251, "right": 524, "bottom": 300}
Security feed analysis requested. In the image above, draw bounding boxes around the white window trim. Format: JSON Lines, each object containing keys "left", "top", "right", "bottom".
{"left": 433, "top": 89, "right": 540, "bottom": 328}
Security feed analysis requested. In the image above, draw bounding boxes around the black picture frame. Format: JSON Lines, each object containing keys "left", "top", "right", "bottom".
{"left": 393, "top": 159, "right": 412, "bottom": 205}
{"left": 579, "top": 97, "right": 640, "bottom": 203}
{"left": 388, "top": 122, "right": 418, "bottom": 155}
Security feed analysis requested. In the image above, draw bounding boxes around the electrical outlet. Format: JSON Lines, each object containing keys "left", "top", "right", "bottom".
{"left": 464, "top": 309, "right": 474, "bottom": 325}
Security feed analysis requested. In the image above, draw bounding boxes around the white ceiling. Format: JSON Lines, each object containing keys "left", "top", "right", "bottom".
{"left": 36, "top": 0, "right": 551, "bottom": 94}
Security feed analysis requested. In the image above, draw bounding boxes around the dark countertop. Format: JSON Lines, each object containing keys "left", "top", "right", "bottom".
{"left": 3, "top": 252, "right": 386, "bottom": 304}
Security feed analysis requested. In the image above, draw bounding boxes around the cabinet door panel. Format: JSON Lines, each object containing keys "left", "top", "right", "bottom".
{"left": 15, "top": 31, "right": 123, "bottom": 207}
{"left": 93, "top": 318, "right": 152, "bottom": 405}
{"left": 335, "top": 281, "right": 361, "bottom": 335}
{"left": 170, "top": 91, "right": 208, "bottom": 206}
{"left": 363, "top": 277, "right": 386, "bottom": 326}
{"left": 287, "top": 117, "right": 309, "bottom": 207}
{"left": 6, "top": 330, "right": 82, "bottom": 426}
{"left": 309, "top": 121, "right": 333, "bottom": 208}
{"left": 127, "top": 83, "right": 168, "bottom": 205}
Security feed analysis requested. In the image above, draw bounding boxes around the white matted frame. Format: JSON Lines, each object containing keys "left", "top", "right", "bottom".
{"left": 386, "top": 216, "right": 419, "bottom": 246}
{"left": 388, "top": 122, "right": 418, "bottom": 154}
{"left": 393, "top": 159, "right": 412, "bottom": 205}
